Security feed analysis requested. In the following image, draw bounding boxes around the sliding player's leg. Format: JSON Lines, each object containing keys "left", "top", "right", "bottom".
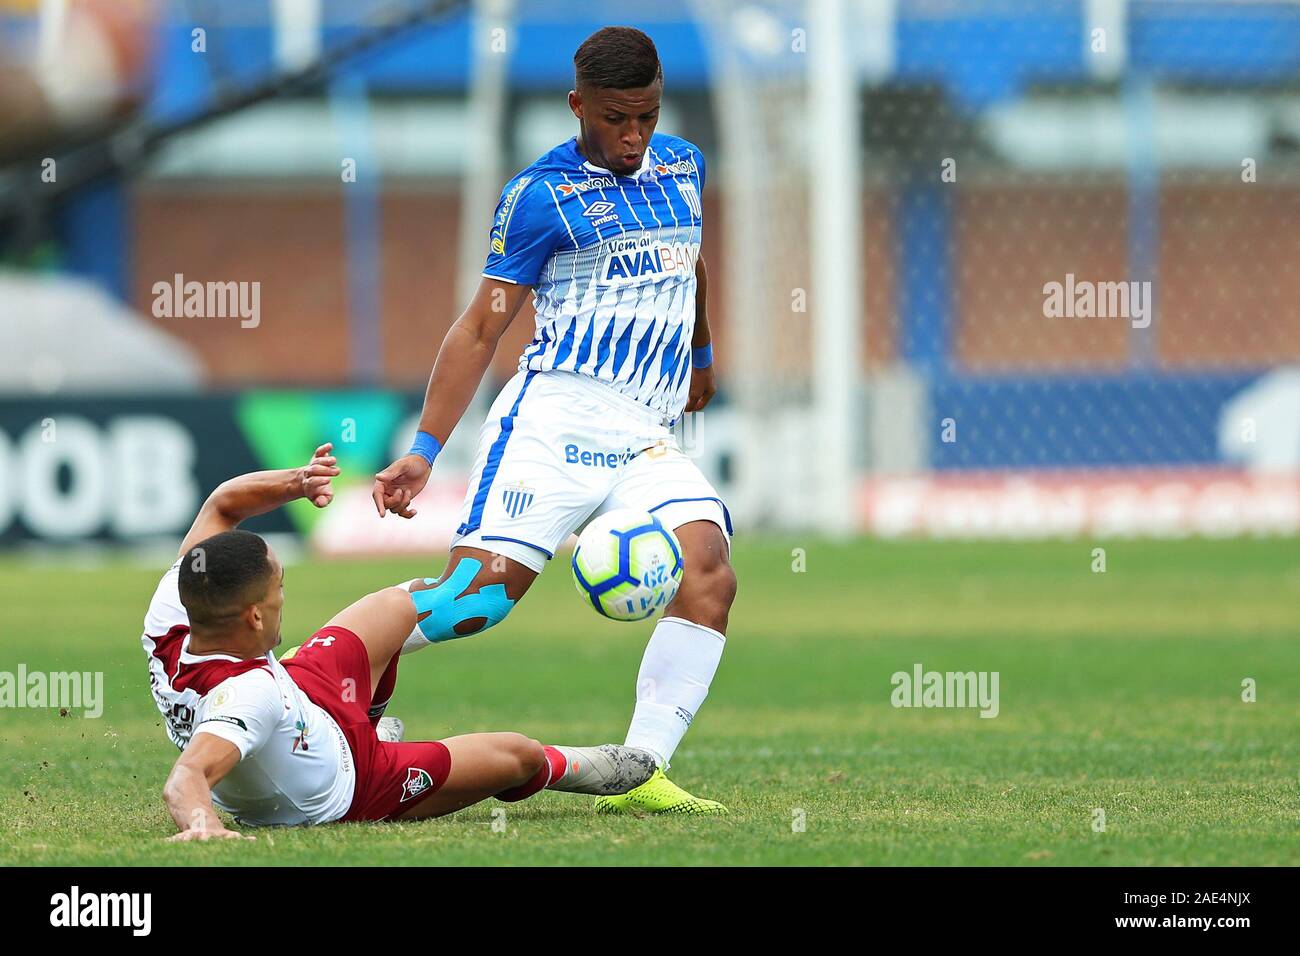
{"left": 392, "top": 732, "right": 658, "bottom": 820}
{"left": 394, "top": 732, "right": 545, "bottom": 820}
{"left": 290, "top": 552, "right": 654, "bottom": 820}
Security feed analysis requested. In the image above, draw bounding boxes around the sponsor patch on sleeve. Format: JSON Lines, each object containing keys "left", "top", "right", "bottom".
{"left": 197, "top": 714, "right": 248, "bottom": 732}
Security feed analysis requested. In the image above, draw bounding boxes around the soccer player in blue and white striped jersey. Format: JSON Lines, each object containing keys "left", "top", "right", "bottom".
{"left": 372, "top": 27, "right": 735, "bottom": 814}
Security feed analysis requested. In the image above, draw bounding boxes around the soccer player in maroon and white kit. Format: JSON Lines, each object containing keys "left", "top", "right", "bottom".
{"left": 148, "top": 444, "right": 653, "bottom": 839}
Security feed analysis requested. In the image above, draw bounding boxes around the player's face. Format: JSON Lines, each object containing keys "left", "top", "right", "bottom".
{"left": 569, "top": 80, "right": 662, "bottom": 176}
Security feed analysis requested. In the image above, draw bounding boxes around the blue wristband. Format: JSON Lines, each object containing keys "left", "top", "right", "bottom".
{"left": 691, "top": 344, "right": 714, "bottom": 369}
{"left": 408, "top": 431, "right": 442, "bottom": 467}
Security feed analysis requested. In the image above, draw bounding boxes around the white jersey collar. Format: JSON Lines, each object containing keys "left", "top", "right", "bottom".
{"left": 178, "top": 633, "right": 258, "bottom": 665}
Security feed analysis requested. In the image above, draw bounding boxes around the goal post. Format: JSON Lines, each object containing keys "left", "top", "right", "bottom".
{"left": 692, "top": 0, "right": 863, "bottom": 535}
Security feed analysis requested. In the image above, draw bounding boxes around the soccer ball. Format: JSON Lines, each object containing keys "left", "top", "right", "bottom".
{"left": 572, "top": 509, "right": 684, "bottom": 621}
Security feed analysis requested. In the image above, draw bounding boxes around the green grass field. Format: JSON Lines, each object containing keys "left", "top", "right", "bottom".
{"left": 1, "top": 537, "right": 1297, "bottom": 866}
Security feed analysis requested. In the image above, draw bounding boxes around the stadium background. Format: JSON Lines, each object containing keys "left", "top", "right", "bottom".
{"left": 1, "top": 0, "right": 1297, "bottom": 866}
{"left": 3, "top": 0, "right": 1299, "bottom": 551}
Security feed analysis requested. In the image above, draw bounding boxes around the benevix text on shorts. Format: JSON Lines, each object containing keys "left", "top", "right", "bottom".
{"left": 564, "top": 443, "right": 641, "bottom": 469}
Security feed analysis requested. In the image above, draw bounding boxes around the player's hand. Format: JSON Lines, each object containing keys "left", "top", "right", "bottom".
{"left": 299, "top": 442, "right": 341, "bottom": 508}
{"left": 167, "top": 827, "right": 253, "bottom": 842}
{"left": 684, "top": 364, "right": 717, "bottom": 413}
{"left": 372, "top": 454, "right": 431, "bottom": 519}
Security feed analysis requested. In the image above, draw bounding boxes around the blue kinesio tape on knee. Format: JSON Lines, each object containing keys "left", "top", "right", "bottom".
{"left": 411, "top": 558, "right": 514, "bottom": 642}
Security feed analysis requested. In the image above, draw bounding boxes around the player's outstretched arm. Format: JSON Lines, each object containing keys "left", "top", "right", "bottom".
{"left": 176, "top": 443, "right": 340, "bottom": 559}
{"left": 162, "top": 734, "right": 252, "bottom": 841}
{"left": 372, "top": 277, "right": 533, "bottom": 519}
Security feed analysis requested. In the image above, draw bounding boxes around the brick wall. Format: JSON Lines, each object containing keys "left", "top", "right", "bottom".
{"left": 130, "top": 179, "right": 1300, "bottom": 387}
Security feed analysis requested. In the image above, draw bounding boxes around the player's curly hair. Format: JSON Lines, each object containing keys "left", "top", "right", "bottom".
{"left": 178, "top": 530, "right": 274, "bottom": 626}
{"left": 574, "top": 26, "right": 662, "bottom": 91}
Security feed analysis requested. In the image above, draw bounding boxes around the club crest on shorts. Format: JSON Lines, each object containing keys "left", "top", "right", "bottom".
{"left": 401, "top": 767, "right": 433, "bottom": 803}
{"left": 501, "top": 482, "right": 535, "bottom": 519}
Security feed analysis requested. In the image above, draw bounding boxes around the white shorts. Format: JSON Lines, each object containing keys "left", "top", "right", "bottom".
{"left": 451, "top": 368, "right": 732, "bottom": 573}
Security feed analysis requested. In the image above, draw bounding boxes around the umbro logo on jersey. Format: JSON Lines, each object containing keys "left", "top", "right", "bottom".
{"left": 583, "top": 201, "right": 619, "bottom": 228}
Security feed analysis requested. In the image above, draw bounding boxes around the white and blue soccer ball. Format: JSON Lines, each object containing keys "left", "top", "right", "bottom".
{"left": 572, "top": 509, "right": 684, "bottom": 621}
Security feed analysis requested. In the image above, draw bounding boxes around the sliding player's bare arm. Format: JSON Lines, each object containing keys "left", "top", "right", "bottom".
{"left": 177, "top": 443, "right": 340, "bottom": 558}
{"left": 371, "top": 278, "right": 534, "bottom": 519}
{"left": 162, "top": 734, "right": 252, "bottom": 841}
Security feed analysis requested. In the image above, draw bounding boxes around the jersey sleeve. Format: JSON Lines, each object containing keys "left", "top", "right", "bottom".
{"left": 482, "top": 175, "right": 566, "bottom": 286}
{"left": 143, "top": 559, "right": 188, "bottom": 636}
{"left": 191, "top": 672, "right": 279, "bottom": 759}
{"left": 694, "top": 145, "right": 707, "bottom": 191}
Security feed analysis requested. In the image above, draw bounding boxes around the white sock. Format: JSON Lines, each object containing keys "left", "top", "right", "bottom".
{"left": 623, "top": 616, "right": 726, "bottom": 768}
{"left": 395, "top": 580, "right": 433, "bottom": 655}
{"left": 400, "top": 628, "right": 430, "bottom": 655}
